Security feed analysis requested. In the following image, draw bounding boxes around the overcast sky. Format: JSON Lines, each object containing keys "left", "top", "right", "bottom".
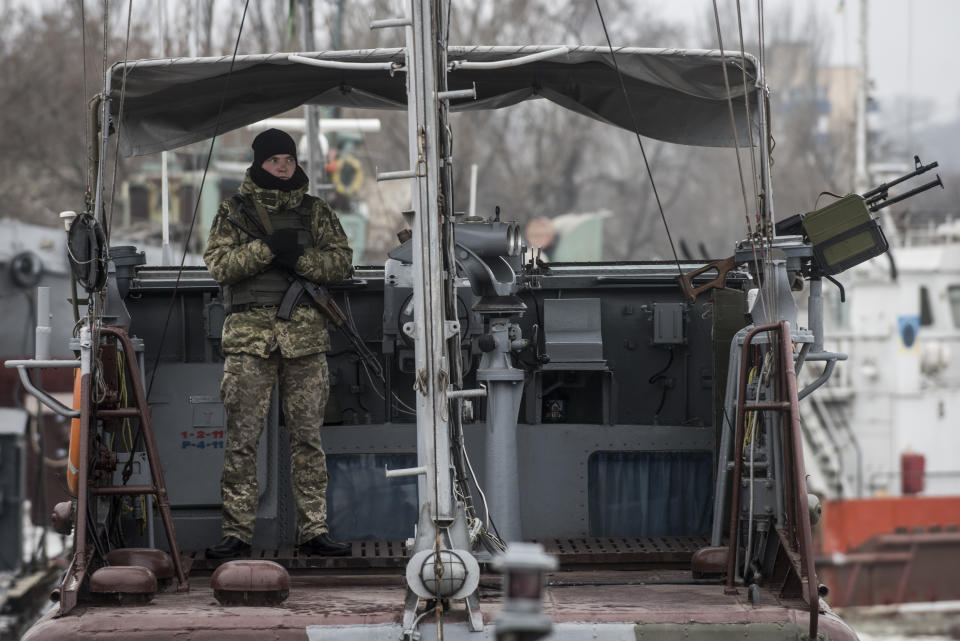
{"left": 661, "top": 0, "right": 959, "bottom": 125}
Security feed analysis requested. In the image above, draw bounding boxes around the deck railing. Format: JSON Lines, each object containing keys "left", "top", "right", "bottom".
{"left": 725, "top": 321, "right": 818, "bottom": 639}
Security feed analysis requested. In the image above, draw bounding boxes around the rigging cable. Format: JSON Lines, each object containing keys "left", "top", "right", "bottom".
{"left": 144, "top": 0, "right": 251, "bottom": 403}
{"left": 733, "top": 0, "right": 762, "bottom": 221}
{"left": 432, "top": 6, "right": 448, "bottom": 639}
{"left": 105, "top": 0, "right": 134, "bottom": 246}
{"left": 120, "top": 1, "right": 253, "bottom": 484}
{"left": 79, "top": 0, "right": 89, "bottom": 187}
{"left": 429, "top": 7, "right": 483, "bottom": 537}
{"left": 734, "top": 0, "right": 774, "bottom": 325}
{"left": 711, "top": 0, "right": 754, "bottom": 236}
{"left": 756, "top": 0, "right": 770, "bottom": 240}
{"left": 593, "top": 0, "right": 683, "bottom": 276}
{"left": 100, "top": 0, "right": 107, "bottom": 119}
{"left": 711, "top": 0, "right": 770, "bottom": 324}
{"left": 755, "top": 0, "right": 777, "bottom": 322}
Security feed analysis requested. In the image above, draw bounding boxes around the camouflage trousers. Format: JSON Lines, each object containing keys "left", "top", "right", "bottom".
{"left": 219, "top": 351, "right": 330, "bottom": 544}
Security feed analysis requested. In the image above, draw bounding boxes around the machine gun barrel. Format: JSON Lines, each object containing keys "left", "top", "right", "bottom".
{"left": 863, "top": 155, "right": 940, "bottom": 208}
{"left": 868, "top": 175, "right": 943, "bottom": 212}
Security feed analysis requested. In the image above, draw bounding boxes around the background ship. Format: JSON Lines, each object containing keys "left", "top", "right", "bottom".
{"left": 802, "top": 203, "right": 960, "bottom": 608}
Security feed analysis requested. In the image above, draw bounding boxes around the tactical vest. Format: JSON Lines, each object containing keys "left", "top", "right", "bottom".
{"left": 222, "top": 195, "right": 316, "bottom": 313}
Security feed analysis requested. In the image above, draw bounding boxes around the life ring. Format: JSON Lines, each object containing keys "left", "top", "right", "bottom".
{"left": 9, "top": 251, "right": 44, "bottom": 289}
{"left": 67, "top": 212, "right": 108, "bottom": 293}
{"left": 331, "top": 155, "right": 364, "bottom": 197}
{"left": 67, "top": 370, "right": 82, "bottom": 496}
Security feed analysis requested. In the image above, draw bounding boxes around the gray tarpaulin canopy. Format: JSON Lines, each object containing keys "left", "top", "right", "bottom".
{"left": 109, "top": 45, "right": 760, "bottom": 157}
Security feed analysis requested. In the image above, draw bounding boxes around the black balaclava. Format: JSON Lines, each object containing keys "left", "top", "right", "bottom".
{"left": 249, "top": 128, "right": 308, "bottom": 191}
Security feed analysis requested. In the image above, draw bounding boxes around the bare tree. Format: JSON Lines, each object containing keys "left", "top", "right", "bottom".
{"left": 0, "top": 0, "right": 876, "bottom": 264}
{"left": 0, "top": 5, "right": 151, "bottom": 224}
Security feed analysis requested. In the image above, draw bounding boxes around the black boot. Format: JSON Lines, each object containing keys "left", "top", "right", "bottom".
{"left": 299, "top": 533, "right": 351, "bottom": 557}
{"left": 206, "top": 535, "right": 251, "bottom": 559}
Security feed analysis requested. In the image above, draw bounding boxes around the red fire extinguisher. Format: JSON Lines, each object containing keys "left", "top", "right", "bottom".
{"left": 901, "top": 451, "right": 925, "bottom": 495}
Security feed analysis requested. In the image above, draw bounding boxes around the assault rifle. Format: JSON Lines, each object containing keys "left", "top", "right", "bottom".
{"left": 223, "top": 199, "right": 385, "bottom": 383}
{"left": 277, "top": 276, "right": 385, "bottom": 383}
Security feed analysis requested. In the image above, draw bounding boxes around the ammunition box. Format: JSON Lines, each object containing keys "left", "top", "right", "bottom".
{"left": 802, "top": 194, "right": 888, "bottom": 275}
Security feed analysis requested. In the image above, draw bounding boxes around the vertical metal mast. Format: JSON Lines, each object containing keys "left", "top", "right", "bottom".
{"left": 302, "top": 0, "right": 324, "bottom": 194}
{"left": 407, "top": 0, "right": 453, "bottom": 524}
{"left": 854, "top": 0, "right": 870, "bottom": 194}
{"left": 391, "top": 0, "right": 482, "bottom": 632}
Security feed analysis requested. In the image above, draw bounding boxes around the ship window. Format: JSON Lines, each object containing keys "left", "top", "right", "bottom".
{"left": 326, "top": 453, "right": 417, "bottom": 541}
{"left": 588, "top": 451, "right": 713, "bottom": 537}
{"left": 948, "top": 286, "right": 960, "bottom": 328}
{"left": 128, "top": 184, "right": 150, "bottom": 222}
{"left": 920, "top": 286, "right": 934, "bottom": 326}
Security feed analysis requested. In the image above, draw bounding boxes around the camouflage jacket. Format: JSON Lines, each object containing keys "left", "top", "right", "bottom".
{"left": 203, "top": 171, "right": 352, "bottom": 358}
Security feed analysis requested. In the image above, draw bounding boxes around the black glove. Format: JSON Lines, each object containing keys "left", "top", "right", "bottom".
{"left": 264, "top": 228, "right": 305, "bottom": 271}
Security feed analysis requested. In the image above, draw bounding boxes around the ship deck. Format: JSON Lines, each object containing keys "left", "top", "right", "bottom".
{"left": 23, "top": 538, "right": 859, "bottom": 640}
{"left": 184, "top": 536, "right": 712, "bottom": 571}
{"left": 24, "top": 570, "right": 857, "bottom": 640}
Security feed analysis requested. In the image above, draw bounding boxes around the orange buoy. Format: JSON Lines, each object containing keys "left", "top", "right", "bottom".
{"left": 67, "top": 369, "right": 82, "bottom": 496}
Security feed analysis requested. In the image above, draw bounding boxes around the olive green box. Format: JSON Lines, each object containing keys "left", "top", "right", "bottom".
{"left": 802, "top": 194, "right": 888, "bottom": 275}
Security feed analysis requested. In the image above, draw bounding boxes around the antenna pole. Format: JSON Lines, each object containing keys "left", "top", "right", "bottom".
{"left": 302, "top": 0, "right": 324, "bottom": 194}
{"left": 854, "top": 0, "right": 869, "bottom": 194}
{"left": 159, "top": 0, "right": 171, "bottom": 265}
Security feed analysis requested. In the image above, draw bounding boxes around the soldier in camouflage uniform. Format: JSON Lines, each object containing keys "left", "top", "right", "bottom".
{"left": 203, "top": 129, "right": 353, "bottom": 559}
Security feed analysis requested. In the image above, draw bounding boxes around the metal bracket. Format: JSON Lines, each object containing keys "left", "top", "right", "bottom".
{"left": 443, "top": 320, "right": 460, "bottom": 339}
{"left": 385, "top": 465, "right": 427, "bottom": 479}
{"left": 403, "top": 321, "right": 417, "bottom": 339}
{"left": 449, "top": 46, "right": 569, "bottom": 71}
{"left": 377, "top": 169, "right": 419, "bottom": 182}
{"left": 437, "top": 84, "right": 477, "bottom": 102}
{"left": 370, "top": 17, "right": 411, "bottom": 29}
{"left": 446, "top": 387, "right": 486, "bottom": 400}
{"left": 287, "top": 53, "right": 403, "bottom": 74}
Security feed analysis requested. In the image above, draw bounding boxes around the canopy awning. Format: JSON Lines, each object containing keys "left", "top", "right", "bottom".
{"left": 108, "top": 45, "right": 761, "bottom": 157}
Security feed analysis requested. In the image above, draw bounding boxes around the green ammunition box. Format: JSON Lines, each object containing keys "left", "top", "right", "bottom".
{"left": 801, "top": 194, "right": 888, "bottom": 275}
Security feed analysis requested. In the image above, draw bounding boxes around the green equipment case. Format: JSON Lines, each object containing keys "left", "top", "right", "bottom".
{"left": 801, "top": 194, "right": 888, "bottom": 275}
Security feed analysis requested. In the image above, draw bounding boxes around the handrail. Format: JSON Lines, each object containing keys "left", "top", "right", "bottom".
{"left": 448, "top": 46, "right": 569, "bottom": 70}
{"left": 779, "top": 321, "right": 819, "bottom": 639}
{"left": 725, "top": 321, "right": 818, "bottom": 639}
{"left": 59, "top": 326, "right": 189, "bottom": 615}
{"left": 287, "top": 53, "right": 403, "bottom": 73}
{"left": 100, "top": 326, "right": 189, "bottom": 592}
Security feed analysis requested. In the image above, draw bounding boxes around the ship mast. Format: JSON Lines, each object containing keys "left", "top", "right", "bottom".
{"left": 406, "top": 0, "right": 452, "bottom": 528}
{"left": 384, "top": 0, "right": 483, "bottom": 631}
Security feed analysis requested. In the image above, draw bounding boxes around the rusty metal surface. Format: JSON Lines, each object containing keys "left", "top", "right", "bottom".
{"left": 23, "top": 571, "right": 859, "bottom": 640}
{"left": 690, "top": 546, "right": 728, "bottom": 575}
{"left": 89, "top": 566, "right": 157, "bottom": 595}
{"left": 101, "top": 327, "right": 189, "bottom": 593}
{"left": 725, "top": 322, "right": 819, "bottom": 638}
{"left": 211, "top": 560, "right": 291, "bottom": 592}
{"left": 817, "top": 529, "right": 960, "bottom": 607}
